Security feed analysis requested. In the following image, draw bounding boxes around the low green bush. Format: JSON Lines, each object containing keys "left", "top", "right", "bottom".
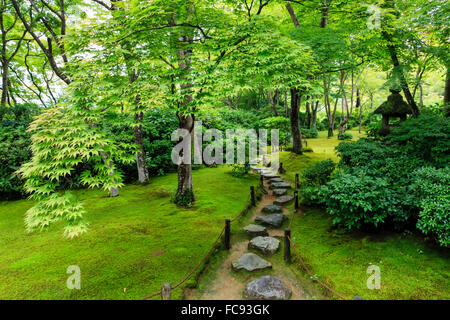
{"left": 318, "top": 169, "right": 405, "bottom": 230}
{"left": 302, "top": 159, "right": 335, "bottom": 187}
{"left": 411, "top": 167, "right": 450, "bottom": 247}
{"left": 338, "top": 132, "right": 353, "bottom": 140}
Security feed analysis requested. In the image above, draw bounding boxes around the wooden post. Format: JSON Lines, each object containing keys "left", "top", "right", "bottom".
{"left": 161, "top": 283, "right": 171, "bottom": 300}
{"left": 295, "top": 173, "right": 299, "bottom": 190}
{"left": 224, "top": 219, "right": 231, "bottom": 250}
{"left": 278, "top": 162, "right": 284, "bottom": 174}
{"left": 260, "top": 174, "right": 264, "bottom": 185}
{"left": 294, "top": 190, "right": 299, "bottom": 211}
{"left": 250, "top": 186, "right": 256, "bottom": 206}
{"left": 284, "top": 229, "right": 291, "bottom": 263}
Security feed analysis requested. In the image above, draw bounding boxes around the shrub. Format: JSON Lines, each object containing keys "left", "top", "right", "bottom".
{"left": 386, "top": 114, "right": 450, "bottom": 168}
{"left": 338, "top": 132, "right": 353, "bottom": 140}
{"left": 335, "top": 139, "right": 390, "bottom": 169}
{"left": 319, "top": 169, "right": 405, "bottom": 230}
{"left": 301, "top": 127, "right": 319, "bottom": 138}
{"left": 230, "top": 163, "right": 251, "bottom": 177}
{"left": 410, "top": 167, "right": 450, "bottom": 247}
{"left": 0, "top": 120, "right": 32, "bottom": 200}
{"left": 302, "top": 159, "right": 335, "bottom": 187}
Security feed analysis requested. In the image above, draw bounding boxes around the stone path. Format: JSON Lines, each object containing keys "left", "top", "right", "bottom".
{"left": 185, "top": 163, "right": 314, "bottom": 300}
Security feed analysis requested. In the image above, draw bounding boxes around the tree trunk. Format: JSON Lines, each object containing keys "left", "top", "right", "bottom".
{"left": 357, "top": 88, "right": 362, "bottom": 133}
{"left": 134, "top": 110, "right": 149, "bottom": 184}
{"left": 289, "top": 88, "right": 303, "bottom": 154}
{"left": 174, "top": 26, "right": 195, "bottom": 205}
{"left": 269, "top": 88, "right": 278, "bottom": 116}
{"left": 311, "top": 100, "right": 318, "bottom": 128}
{"left": 284, "top": 88, "right": 288, "bottom": 117}
{"left": 304, "top": 96, "right": 311, "bottom": 128}
{"left": 0, "top": 60, "right": 8, "bottom": 120}
{"left": 444, "top": 67, "right": 449, "bottom": 115}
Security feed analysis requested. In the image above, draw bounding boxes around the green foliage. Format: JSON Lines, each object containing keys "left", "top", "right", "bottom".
{"left": 319, "top": 169, "right": 405, "bottom": 230}
{"left": 302, "top": 159, "right": 336, "bottom": 187}
{"left": 411, "top": 167, "right": 450, "bottom": 247}
{"left": 385, "top": 114, "right": 450, "bottom": 168}
{"left": 338, "top": 132, "right": 353, "bottom": 140}
{"left": 301, "top": 127, "right": 319, "bottom": 138}
{"left": 261, "top": 116, "right": 291, "bottom": 146}
{"left": 17, "top": 108, "right": 136, "bottom": 237}
{"left": 0, "top": 119, "right": 31, "bottom": 200}
{"left": 230, "top": 163, "right": 251, "bottom": 178}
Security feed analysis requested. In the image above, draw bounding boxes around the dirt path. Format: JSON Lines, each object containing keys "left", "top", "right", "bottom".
{"left": 185, "top": 170, "right": 314, "bottom": 300}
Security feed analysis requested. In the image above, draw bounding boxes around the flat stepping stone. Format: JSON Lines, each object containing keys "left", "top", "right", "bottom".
{"left": 251, "top": 166, "right": 266, "bottom": 171}
{"left": 232, "top": 253, "right": 272, "bottom": 272}
{"left": 255, "top": 214, "right": 287, "bottom": 228}
{"left": 272, "top": 189, "right": 287, "bottom": 196}
{"left": 244, "top": 276, "right": 292, "bottom": 300}
{"left": 261, "top": 204, "right": 282, "bottom": 214}
{"left": 269, "top": 177, "right": 284, "bottom": 183}
{"left": 269, "top": 182, "right": 291, "bottom": 190}
{"left": 248, "top": 236, "right": 280, "bottom": 255}
{"left": 262, "top": 173, "right": 279, "bottom": 179}
{"left": 244, "top": 224, "right": 269, "bottom": 237}
{"left": 273, "top": 195, "right": 294, "bottom": 206}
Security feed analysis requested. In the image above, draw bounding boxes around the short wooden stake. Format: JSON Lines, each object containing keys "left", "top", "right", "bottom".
{"left": 161, "top": 283, "right": 171, "bottom": 300}
{"left": 295, "top": 173, "right": 299, "bottom": 190}
{"left": 224, "top": 219, "right": 231, "bottom": 250}
{"left": 278, "top": 162, "right": 284, "bottom": 173}
{"left": 284, "top": 229, "right": 291, "bottom": 263}
{"left": 250, "top": 186, "right": 256, "bottom": 206}
{"left": 294, "top": 190, "right": 299, "bottom": 211}
{"left": 260, "top": 174, "right": 264, "bottom": 185}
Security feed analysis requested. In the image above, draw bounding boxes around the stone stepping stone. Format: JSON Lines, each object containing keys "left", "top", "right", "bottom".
{"left": 262, "top": 173, "right": 279, "bottom": 179}
{"left": 248, "top": 236, "right": 280, "bottom": 255}
{"left": 269, "top": 182, "right": 291, "bottom": 190}
{"left": 244, "top": 224, "right": 269, "bottom": 237}
{"left": 243, "top": 276, "right": 292, "bottom": 300}
{"left": 272, "top": 189, "right": 287, "bottom": 196}
{"left": 255, "top": 214, "right": 287, "bottom": 228}
{"left": 269, "top": 177, "right": 284, "bottom": 183}
{"left": 261, "top": 204, "right": 282, "bottom": 214}
{"left": 232, "top": 253, "right": 272, "bottom": 272}
{"left": 273, "top": 195, "right": 294, "bottom": 206}
{"left": 251, "top": 166, "right": 266, "bottom": 171}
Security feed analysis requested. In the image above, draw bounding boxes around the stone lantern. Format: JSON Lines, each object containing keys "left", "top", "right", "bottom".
{"left": 374, "top": 88, "right": 412, "bottom": 135}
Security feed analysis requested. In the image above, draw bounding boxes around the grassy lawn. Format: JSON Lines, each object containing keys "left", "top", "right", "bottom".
{"left": 278, "top": 129, "right": 450, "bottom": 300}
{"left": 0, "top": 166, "right": 258, "bottom": 300}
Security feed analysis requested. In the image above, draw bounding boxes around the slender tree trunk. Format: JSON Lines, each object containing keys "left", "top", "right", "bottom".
{"left": 289, "top": 88, "right": 303, "bottom": 154}
{"left": 284, "top": 88, "right": 288, "bottom": 117}
{"left": 269, "top": 88, "right": 278, "bottom": 116}
{"left": 0, "top": 60, "right": 8, "bottom": 120}
{"left": 311, "top": 100, "right": 318, "bottom": 128}
{"left": 304, "top": 96, "right": 311, "bottom": 128}
{"left": 356, "top": 88, "right": 362, "bottom": 133}
{"left": 444, "top": 67, "right": 449, "bottom": 116}
{"left": 134, "top": 109, "right": 149, "bottom": 183}
{"left": 174, "top": 26, "right": 195, "bottom": 204}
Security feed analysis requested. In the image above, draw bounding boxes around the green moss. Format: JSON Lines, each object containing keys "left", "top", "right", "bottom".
{"left": 0, "top": 166, "right": 258, "bottom": 299}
